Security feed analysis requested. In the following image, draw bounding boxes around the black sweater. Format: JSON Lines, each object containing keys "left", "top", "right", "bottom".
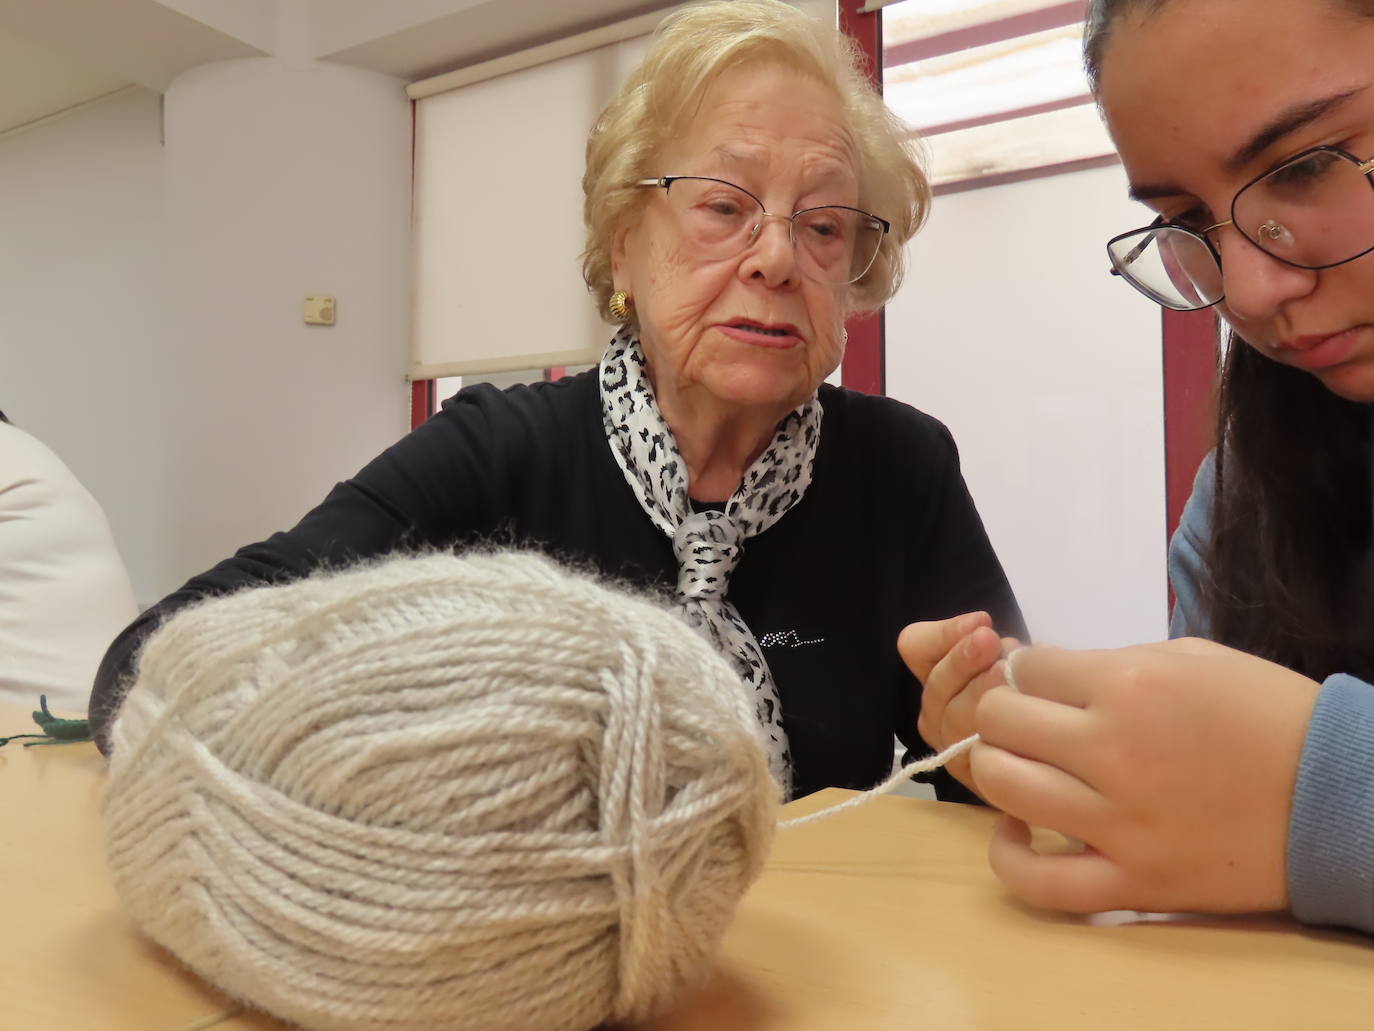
{"left": 91, "top": 371, "right": 1025, "bottom": 800}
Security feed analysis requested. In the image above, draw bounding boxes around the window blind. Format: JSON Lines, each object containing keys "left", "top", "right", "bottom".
{"left": 407, "top": 18, "right": 658, "bottom": 378}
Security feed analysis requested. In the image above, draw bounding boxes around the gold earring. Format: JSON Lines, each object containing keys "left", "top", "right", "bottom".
{"left": 608, "top": 290, "right": 633, "bottom": 322}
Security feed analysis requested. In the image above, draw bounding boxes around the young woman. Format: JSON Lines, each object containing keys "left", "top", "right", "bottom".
{"left": 903, "top": 0, "right": 1374, "bottom": 934}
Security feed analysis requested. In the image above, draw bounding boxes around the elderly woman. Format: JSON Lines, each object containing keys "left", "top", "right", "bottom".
{"left": 90, "top": 0, "right": 1024, "bottom": 800}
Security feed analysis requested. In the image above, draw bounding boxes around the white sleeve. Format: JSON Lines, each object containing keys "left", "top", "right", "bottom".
{"left": 0, "top": 424, "right": 138, "bottom": 712}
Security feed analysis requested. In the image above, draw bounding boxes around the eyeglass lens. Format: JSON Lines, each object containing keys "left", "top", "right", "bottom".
{"left": 663, "top": 178, "right": 884, "bottom": 285}
{"left": 1109, "top": 149, "right": 1374, "bottom": 310}
{"left": 1108, "top": 226, "right": 1224, "bottom": 310}
{"left": 1234, "top": 149, "right": 1374, "bottom": 268}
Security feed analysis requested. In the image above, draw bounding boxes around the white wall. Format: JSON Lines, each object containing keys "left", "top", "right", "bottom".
{"left": 0, "top": 88, "right": 175, "bottom": 605}
{"left": 160, "top": 58, "right": 413, "bottom": 589}
{"left": 888, "top": 163, "right": 1169, "bottom": 648}
{"left": 0, "top": 66, "right": 413, "bottom": 608}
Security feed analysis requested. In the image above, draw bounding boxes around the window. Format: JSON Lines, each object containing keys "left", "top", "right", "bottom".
{"left": 881, "top": 0, "right": 1114, "bottom": 191}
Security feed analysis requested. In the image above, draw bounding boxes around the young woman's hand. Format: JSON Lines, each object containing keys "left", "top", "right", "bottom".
{"left": 971, "top": 638, "right": 1321, "bottom": 915}
{"left": 899, "top": 612, "right": 1019, "bottom": 793}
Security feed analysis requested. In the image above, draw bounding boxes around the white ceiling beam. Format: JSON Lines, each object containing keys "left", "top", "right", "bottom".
{"left": 0, "top": 0, "right": 266, "bottom": 92}
{"left": 318, "top": 0, "right": 679, "bottom": 81}
{"left": 309, "top": 0, "right": 489, "bottom": 64}
{"left": 0, "top": 27, "right": 131, "bottom": 134}
{"left": 153, "top": 0, "right": 278, "bottom": 55}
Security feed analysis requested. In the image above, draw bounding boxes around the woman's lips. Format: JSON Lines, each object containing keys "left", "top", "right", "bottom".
{"left": 716, "top": 322, "right": 803, "bottom": 349}
{"left": 1277, "top": 327, "right": 1367, "bottom": 371}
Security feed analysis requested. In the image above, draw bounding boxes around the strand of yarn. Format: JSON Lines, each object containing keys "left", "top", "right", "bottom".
{"left": 777, "top": 734, "right": 980, "bottom": 830}
{"left": 0, "top": 695, "right": 93, "bottom": 748}
{"left": 779, "top": 642, "right": 1029, "bottom": 830}
{"left": 1003, "top": 644, "right": 1026, "bottom": 690}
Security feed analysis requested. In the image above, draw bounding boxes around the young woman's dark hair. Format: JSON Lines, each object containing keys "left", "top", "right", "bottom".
{"left": 1087, "top": 0, "right": 1374, "bottom": 88}
{"left": 1083, "top": 0, "right": 1168, "bottom": 91}
{"left": 1086, "top": 0, "right": 1374, "bottom": 682}
{"left": 1209, "top": 342, "right": 1374, "bottom": 682}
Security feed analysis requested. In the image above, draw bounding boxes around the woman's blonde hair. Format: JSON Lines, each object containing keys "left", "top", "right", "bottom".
{"left": 582, "top": 0, "right": 929, "bottom": 320}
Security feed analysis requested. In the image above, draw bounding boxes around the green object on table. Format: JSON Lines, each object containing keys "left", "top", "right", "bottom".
{"left": 0, "top": 696, "right": 93, "bottom": 748}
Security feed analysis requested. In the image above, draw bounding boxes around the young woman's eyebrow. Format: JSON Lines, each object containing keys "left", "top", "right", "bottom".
{"left": 1225, "top": 87, "right": 1364, "bottom": 171}
{"left": 1127, "top": 181, "right": 1186, "bottom": 203}
{"left": 1127, "top": 87, "right": 1365, "bottom": 202}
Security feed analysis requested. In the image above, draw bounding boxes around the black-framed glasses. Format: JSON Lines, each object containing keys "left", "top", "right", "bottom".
{"left": 1106, "top": 145, "right": 1374, "bottom": 311}
{"left": 636, "top": 175, "right": 890, "bottom": 286}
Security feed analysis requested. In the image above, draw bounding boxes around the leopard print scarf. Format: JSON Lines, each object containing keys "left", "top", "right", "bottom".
{"left": 599, "top": 327, "right": 821, "bottom": 794}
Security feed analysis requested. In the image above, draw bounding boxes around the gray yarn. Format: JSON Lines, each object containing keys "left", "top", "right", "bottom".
{"left": 102, "top": 551, "right": 778, "bottom": 1031}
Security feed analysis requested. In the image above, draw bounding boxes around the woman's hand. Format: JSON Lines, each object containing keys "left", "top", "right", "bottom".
{"left": 972, "top": 637, "right": 1321, "bottom": 916}
{"left": 899, "top": 612, "right": 1019, "bottom": 793}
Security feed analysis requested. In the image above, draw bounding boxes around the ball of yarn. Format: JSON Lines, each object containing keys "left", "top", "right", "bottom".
{"left": 102, "top": 551, "right": 778, "bottom": 1031}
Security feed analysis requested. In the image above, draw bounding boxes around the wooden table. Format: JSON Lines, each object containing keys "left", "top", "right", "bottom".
{"left": 3, "top": 701, "right": 1371, "bottom": 1030}
{"left": 0, "top": 701, "right": 242, "bottom": 1031}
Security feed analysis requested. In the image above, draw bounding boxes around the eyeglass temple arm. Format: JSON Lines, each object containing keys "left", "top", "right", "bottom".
{"left": 1107, "top": 218, "right": 1161, "bottom": 276}
{"left": 1107, "top": 215, "right": 1231, "bottom": 276}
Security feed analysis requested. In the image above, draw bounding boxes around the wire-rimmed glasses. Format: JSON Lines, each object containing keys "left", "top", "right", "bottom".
{"left": 636, "top": 176, "right": 890, "bottom": 286}
{"left": 1106, "top": 146, "right": 1374, "bottom": 311}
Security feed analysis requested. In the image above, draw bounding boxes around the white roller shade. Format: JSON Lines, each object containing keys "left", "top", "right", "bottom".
{"left": 408, "top": 22, "right": 659, "bottom": 379}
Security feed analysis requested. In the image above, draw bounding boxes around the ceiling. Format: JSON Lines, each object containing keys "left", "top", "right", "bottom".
{"left": 0, "top": 0, "right": 680, "bottom": 137}
{"left": 0, "top": 28, "right": 130, "bottom": 135}
{"left": 0, "top": 0, "right": 1104, "bottom": 189}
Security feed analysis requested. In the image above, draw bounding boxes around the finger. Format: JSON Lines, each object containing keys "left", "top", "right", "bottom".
{"left": 1003, "top": 645, "right": 1109, "bottom": 707}
{"left": 944, "top": 755, "right": 977, "bottom": 793}
{"left": 970, "top": 737, "right": 1106, "bottom": 843}
{"left": 976, "top": 685, "right": 1098, "bottom": 775}
{"left": 936, "top": 656, "right": 1007, "bottom": 750}
{"left": 918, "top": 629, "right": 1002, "bottom": 748}
{"left": 999, "top": 636, "right": 1021, "bottom": 657}
{"left": 1158, "top": 635, "right": 1219, "bottom": 657}
{"left": 988, "top": 814, "right": 1129, "bottom": 914}
{"left": 898, "top": 611, "right": 990, "bottom": 682}
{"left": 923, "top": 625, "right": 1002, "bottom": 713}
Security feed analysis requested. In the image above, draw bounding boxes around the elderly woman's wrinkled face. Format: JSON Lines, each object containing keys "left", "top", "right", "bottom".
{"left": 612, "top": 63, "right": 858, "bottom": 412}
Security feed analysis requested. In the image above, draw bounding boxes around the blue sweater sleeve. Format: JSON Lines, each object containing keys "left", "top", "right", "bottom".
{"left": 1167, "top": 452, "right": 1215, "bottom": 639}
{"left": 1288, "top": 674, "right": 1374, "bottom": 933}
{"left": 1166, "top": 450, "right": 1374, "bottom": 934}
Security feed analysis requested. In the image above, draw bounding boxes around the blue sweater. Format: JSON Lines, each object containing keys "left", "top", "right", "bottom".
{"left": 1169, "top": 454, "right": 1374, "bottom": 933}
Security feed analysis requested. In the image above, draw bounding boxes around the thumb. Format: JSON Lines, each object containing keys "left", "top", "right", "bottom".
{"left": 897, "top": 611, "right": 990, "bottom": 682}
{"left": 988, "top": 814, "right": 1128, "bottom": 914}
